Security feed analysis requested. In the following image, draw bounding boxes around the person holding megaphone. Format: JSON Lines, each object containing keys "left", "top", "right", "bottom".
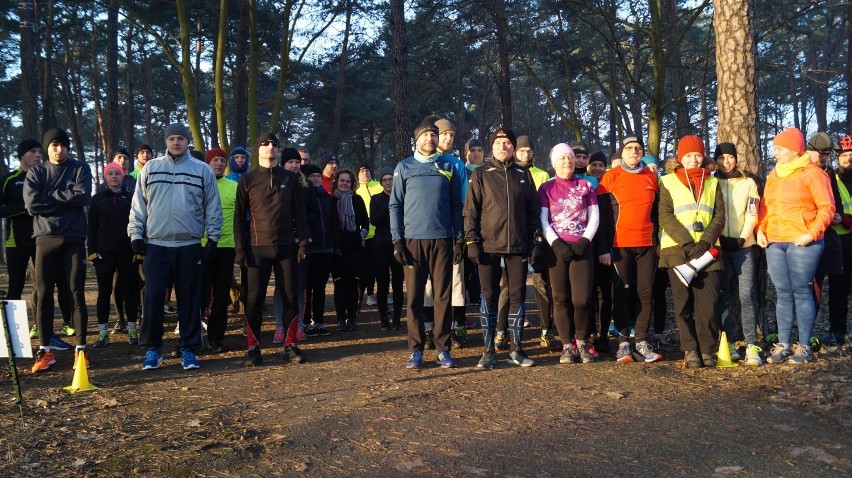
{"left": 657, "top": 136, "right": 726, "bottom": 368}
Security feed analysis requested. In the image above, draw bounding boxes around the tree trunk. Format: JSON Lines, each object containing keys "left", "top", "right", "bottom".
{"left": 213, "top": 0, "right": 229, "bottom": 150}
{"left": 232, "top": 0, "right": 249, "bottom": 149}
{"left": 714, "top": 0, "right": 760, "bottom": 173}
{"left": 269, "top": 0, "right": 295, "bottom": 133}
{"left": 104, "top": 0, "right": 120, "bottom": 157}
{"left": 665, "top": 0, "right": 690, "bottom": 142}
{"left": 389, "top": 0, "right": 411, "bottom": 161}
{"left": 486, "top": 0, "right": 512, "bottom": 129}
{"left": 247, "top": 0, "right": 259, "bottom": 162}
{"left": 848, "top": 1, "right": 852, "bottom": 132}
{"left": 144, "top": 47, "right": 154, "bottom": 146}
{"left": 176, "top": 0, "right": 204, "bottom": 150}
{"left": 330, "top": 0, "right": 352, "bottom": 155}
{"left": 40, "top": 0, "right": 56, "bottom": 132}
{"left": 19, "top": 0, "right": 39, "bottom": 138}
{"left": 124, "top": 22, "right": 135, "bottom": 151}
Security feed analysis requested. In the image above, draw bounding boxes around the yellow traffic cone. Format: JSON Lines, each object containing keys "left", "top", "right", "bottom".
{"left": 716, "top": 331, "right": 738, "bottom": 368}
{"left": 64, "top": 350, "right": 98, "bottom": 393}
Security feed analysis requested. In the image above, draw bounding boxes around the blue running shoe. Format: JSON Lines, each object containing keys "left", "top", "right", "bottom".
{"left": 142, "top": 349, "right": 163, "bottom": 370}
{"left": 406, "top": 351, "right": 423, "bottom": 369}
{"left": 181, "top": 350, "right": 200, "bottom": 370}
{"left": 607, "top": 322, "right": 618, "bottom": 337}
{"left": 49, "top": 334, "right": 72, "bottom": 351}
{"left": 436, "top": 350, "right": 457, "bottom": 368}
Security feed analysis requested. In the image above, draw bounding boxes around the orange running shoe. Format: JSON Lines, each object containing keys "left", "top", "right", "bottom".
{"left": 32, "top": 350, "right": 56, "bottom": 373}
{"left": 73, "top": 349, "right": 90, "bottom": 370}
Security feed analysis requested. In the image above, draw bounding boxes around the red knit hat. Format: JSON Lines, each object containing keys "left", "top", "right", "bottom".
{"left": 677, "top": 135, "right": 705, "bottom": 163}
{"left": 205, "top": 148, "right": 228, "bottom": 164}
{"left": 773, "top": 128, "right": 805, "bottom": 155}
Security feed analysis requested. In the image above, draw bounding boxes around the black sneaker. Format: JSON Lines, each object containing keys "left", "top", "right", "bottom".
{"left": 207, "top": 340, "right": 225, "bottom": 353}
{"left": 347, "top": 319, "right": 358, "bottom": 331}
{"left": 112, "top": 320, "right": 127, "bottom": 335}
{"left": 305, "top": 325, "right": 319, "bottom": 337}
{"left": 315, "top": 324, "right": 331, "bottom": 336}
{"left": 684, "top": 350, "right": 703, "bottom": 368}
{"left": 284, "top": 345, "right": 305, "bottom": 364}
{"left": 337, "top": 320, "right": 349, "bottom": 332}
{"left": 392, "top": 319, "right": 401, "bottom": 331}
{"left": 424, "top": 330, "right": 436, "bottom": 350}
{"left": 244, "top": 348, "right": 262, "bottom": 367}
{"left": 380, "top": 319, "right": 390, "bottom": 331}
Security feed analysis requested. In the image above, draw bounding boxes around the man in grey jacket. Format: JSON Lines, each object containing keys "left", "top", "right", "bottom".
{"left": 129, "top": 123, "right": 223, "bottom": 371}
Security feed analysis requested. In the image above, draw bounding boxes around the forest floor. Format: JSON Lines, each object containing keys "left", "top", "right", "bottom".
{"left": 0, "top": 265, "right": 850, "bottom": 477}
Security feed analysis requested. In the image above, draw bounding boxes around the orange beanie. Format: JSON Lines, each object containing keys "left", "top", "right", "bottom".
{"left": 773, "top": 128, "right": 805, "bottom": 155}
{"left": 677, "top": 135, "right": 705, "bottom": 163}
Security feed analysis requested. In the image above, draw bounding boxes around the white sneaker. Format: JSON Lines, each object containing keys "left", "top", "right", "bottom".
{"left": 744, "top": 344, "right": 763, "bottom": 366}
{"left": 365, "top": 295, "right": 377, "bottom": 306}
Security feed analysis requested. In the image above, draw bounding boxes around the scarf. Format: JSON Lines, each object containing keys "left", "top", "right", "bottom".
{"left": 675, "top": 167, "right": 710, "bottom": 201}
{"left": 333, "top": 188, "right": 357, "bottom": 232}
{"left": 413, "top": 151, "right": 439, "bottom": 163}
{"left": 775, "top": 153, "right": 811, "bottom": 178}
{"left": 715, "top": 168, "right": 743, "bottom": 180}
{"left": 621, "top": 161, "right": 644, "bottom": 174}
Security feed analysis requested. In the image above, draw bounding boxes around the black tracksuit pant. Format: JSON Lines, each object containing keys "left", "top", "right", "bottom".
{"left": 827, "top": 233, "right": 852, "bottom": 337}
{"left": 611, "top": 246, "right": 656, "bottom": 344}
{"left": 202, "top": 247, "right": 236, "bottom": 343}
{"left": 372, "top": 242, "right": 403, "bottom": 321}
{"left": 305, "top": 252, "right": 333, "bottom": 325}
{"left": 34, "top": 236, "right": 88, "bottom": 347}
{"left": 405, "top": 238, "right": 452, "bottom": 352}
{"left": 668, "top": 267, "right": 722, "bottom": 355}
{"left": 94, "top": 251, "right": 139, "bottom": 325}
{"left": 480, "top": 253, "right": 528, "bottom": 351}
{"left": 244, "top": 245, "right": 298, "bottom": 349}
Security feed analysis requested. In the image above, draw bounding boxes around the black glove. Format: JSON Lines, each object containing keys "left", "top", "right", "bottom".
{"left": 551, "top": 239, "right": 574, "bottom": 262}
{"left": 529, "top": 243, "right": 543, "bottom": 267}
{"left": 452, "top": 238, "right": 466, "bottom": 265}
{"left": 466, "top": 241, "right": 481, "bottom": 265}
{"left": 689, "top": 240, "right": 711, "bottom": 260}
{"left": 843, "top": 213, "right": 852, "bottom": 231}
{"left": 570, "top": 237, "right": 590, "bottom": 256}
{"left": 393, "top": 240, "right": 413, "bottom": 266}
{"left": 298, "top": 241, "right": 310, "bottom": 263}
{"left": 718, "top": 236, "right": 738, "bottom": 252}
{"left": 131, "top": 239, "right": 146, "bottom": 256}
{"left": 203, "top": 240, "right": 217, "bottom": 263}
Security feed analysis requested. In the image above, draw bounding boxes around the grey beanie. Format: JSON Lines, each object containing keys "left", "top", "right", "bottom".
{"left": 378, "top": 166, "right": 394, "bottom": 180}
{"left": 164, "top": 123, "right": 191, "bottom": 140}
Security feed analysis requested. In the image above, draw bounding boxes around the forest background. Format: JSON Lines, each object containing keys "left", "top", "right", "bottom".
{"left": 0, "top": 0, "right": 849, "bottom": 185}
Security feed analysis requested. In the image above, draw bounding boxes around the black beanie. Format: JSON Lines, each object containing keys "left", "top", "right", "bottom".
{"left": 304, "top": 164, "right": 322, "bottom": 177}
{"left": 570, "top": 142, "right": 589, "bottom": 155}
{"left": 280, "top": 147, "right": 301, "bottom": 163}
{"left": 114, "top": 148, "right": 130, "bottom": 159}
{"left": 255, "top": 132, "right": 280, "bottom": 151}
{"left": 17, "top": 139, "right": 41, "bottom": 159}
{"left": 589, "top": 151, "right": 607, "bottom": 165}
{"left": 490, "top": 127, "right": 517, "bottom": 150}
{"left": 713, "top": 142, "right": 738, "bottom": 161}
{"left": 42, "top": 128, "right": 71, "bottom": 150}
{"left": 413, "top": 119, "right": 439, "bottom": 141}
{"left": 464, "top": 138, "right": 484, "bottom": 157}
{"left": 619, "top": 135, "right": 643, "bottom": 155}
{"left": 320, "top": 152, "right": 338, "bottom": 168}
{"left": 516, "top": 135, "right": 535, "bottom": 151}
{"left": 136, "top": 143, "right": 153, "bottom": 154}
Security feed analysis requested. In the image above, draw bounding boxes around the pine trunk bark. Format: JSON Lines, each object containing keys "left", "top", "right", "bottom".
{"left": 19, "top": 0, "right": 39, "bottom": 138}
{"left": 104, "top": 0, "right": 120, "bottom": 157}
{"left": 40, "top": 0, "right": 56, "bottom": 132}
{"left": 124, "top": 23, "right": 135, "bottom": 151}
{"left": 486, "top": 0, "right": 512, "bottom": 129}
{"left": 389, "top": 0, "right": 411, "bottom": 161}
{"left": 330, "top": 0, "right": 352, "bottom": 155}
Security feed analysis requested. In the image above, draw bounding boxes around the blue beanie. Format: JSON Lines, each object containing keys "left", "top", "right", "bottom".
{"left": 229, "top": 146, "right": 250, "bottom": 175}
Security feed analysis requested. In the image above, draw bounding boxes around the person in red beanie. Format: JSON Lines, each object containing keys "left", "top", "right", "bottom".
{"left": 658, "top": 135, "right": 726, "bottom": 368}
{"left": 759, "top": 127, "right": 835, "bottom": 364}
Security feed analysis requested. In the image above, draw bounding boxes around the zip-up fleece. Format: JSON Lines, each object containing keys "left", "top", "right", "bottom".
{"left": 758, "top": 160, "right": 834, "bottom": 242}
{"left": 24, "top": 158, "right": 92, "bottom": 239}
{"left": 88, "top": 187, "right": 133, "bottom": 254}
{"left": 389, "top": 155, "right": 463, "bottom": 242}
{"left": 0, "top": 169, "right": 33, "bottom": 247}
{"left": 128, "top": 151, "right": 223, "bottom": 246}
{"left": 309, "top": 186, "right": 339, "bottom": 251}
{"left": 234, "top": 165, "right": 308, "bottom": 256}
{"left": 464, "top": 157, "right": 540, "bottom": 255}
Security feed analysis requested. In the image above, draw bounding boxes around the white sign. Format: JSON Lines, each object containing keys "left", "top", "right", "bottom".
{"left": 0, "top": 300, "right": 33, "bottom": 358}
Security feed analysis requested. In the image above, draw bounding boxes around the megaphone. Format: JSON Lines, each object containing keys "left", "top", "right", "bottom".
{"left": 673, "top": 247, "right": 720, "bottom": 286}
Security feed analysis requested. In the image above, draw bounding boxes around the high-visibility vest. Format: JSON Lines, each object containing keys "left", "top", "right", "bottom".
{"left": 832, "top": 176, "right": 852, "bottom": 236}
{"left": 659, "top": 173, "right": 718, "bottom": 249}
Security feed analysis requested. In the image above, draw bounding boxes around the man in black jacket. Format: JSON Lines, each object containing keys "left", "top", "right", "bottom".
{"left": 465, "top": 128, "right": 541, "bottom": 368}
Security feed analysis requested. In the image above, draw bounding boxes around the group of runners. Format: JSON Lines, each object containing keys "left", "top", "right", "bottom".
{"left": 1, "top": 117, "right": 850, "bottom": 374}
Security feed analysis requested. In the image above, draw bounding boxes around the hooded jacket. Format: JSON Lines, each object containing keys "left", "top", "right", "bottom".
{"left": 24, "top": 158, "right": 92, "bottom": 239}
{"left": 88, "top": 187, "right": 133, "bottom": 254}
{"left": 128, "top": 150, "right": 223, "bottom": 247}
{"left": 226, "top": 146, "right": 250, "bottom": 183}
{"left": 465, "top": 157, "right": 540, "bottom": 255}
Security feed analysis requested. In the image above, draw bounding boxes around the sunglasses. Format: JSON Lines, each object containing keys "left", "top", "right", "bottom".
{"left": 260, "top": 140, "right": 279, "bottom": 147}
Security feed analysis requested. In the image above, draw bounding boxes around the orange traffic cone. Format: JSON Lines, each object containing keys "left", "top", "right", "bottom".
{"left": 64, "top": 350, "right": 98, "bottom": 393}
{"left": 716, "top": 331, "right": 738, "bottom": 368}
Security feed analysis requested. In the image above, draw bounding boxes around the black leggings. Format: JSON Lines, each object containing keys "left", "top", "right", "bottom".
{"left": 5, "top": 244, "right": 35, "bottom": 300}
{"left": 202, "top": 247, "right": 236, "bottom": 342}
{"left": 498, "top": 270, "right": 550, "bottom": 331}
{"left": 359, "top": 238, "right": 376, "bottom": 297}
{"left": 94, "top": 252, "right": 139, "bottom": 325}
{"left": 305, "top": 252, "right": 333, "bottom": 324}
{"left": 611, "top": 246, "right": 656, "bottom": 343}
{"left": 592, "top": 260, "right": 612, "bottom": 337}
{"left": 549, "top": 248, "right": 594, "bottom": 341}
{"left": 245, "top": 246, "right": 298, "bottom": 349}
{"left": 479, "top": 253, "right": 528, "bottom": 351}
{"left": 333, "top": 248, "right": 363, "bottom": 321}
{"left": 372, "top": 242, "right": 403, "bottom": 320}
{"left": 34, "top": 236, "right": 88, "bottom": 347}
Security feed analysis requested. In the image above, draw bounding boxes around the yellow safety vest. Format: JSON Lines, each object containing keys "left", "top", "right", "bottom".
{"left": 659, "top": 173, "right": 718, "bottom": 249}
{"left": 832, "top": 176, "right": 852, "bottom": 236}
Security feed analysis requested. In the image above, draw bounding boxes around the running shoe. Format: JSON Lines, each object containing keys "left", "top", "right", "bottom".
{"left": 244, "top": 348, "right": 262, "bottom": 367}
{"left": 60, "top": 323, "right": 75, "bottom": 336}
{"left": 305, "top": 324, "right": 319, "bottom": 337}
{"left": 424, "top": 330, "right": 435, "bottom": 350}
{"left": 559, "top": 343, "right": 578, "bottom": 364}
{"left": 365, "top": 294, "right": 377, "bottom": 306}
{"left": 296, "top": 325, "right": 308, "bottom": 342}
{"left": 31, "top": 350, "right": 56, "bottom": 373}
{"left": 380, "top": 319, "right": 390, "bottom": 331}
{"left": 766, "top": 343, "right": 792, "bottom": 364}
{"left": 477, "top": 349, "right": 497, "bottom": 369}
{"left": 337, "top": 320, "right": 349, "bottom": 332}
{"left": 728, "top": 343, "right": 741, "bottom": 361}
{"left": 29, "top": 324, "right": 38, "bottom": 339}
{"left": 634, "top": 341, "right": 662, "bottom": 363}
{"left": 454, "top": 325, "right": 468, "bottom": 344}
{"left": 315, "top": 324, "right": 331, "bottom": 336}
{"left": 577, "top": 342, "right": 595, "bottom": 363}
{"left": 586, "top": 342, "right": 600, "bottom": 359}
{"left": 49, "top": 334, "right": 72, "bottom": 351}
{"left": 607, "top": 322, "right": 618, "bottom": 337}
{"left": 127, "top": 329, "right": 139, "bottom": 345}
{"left": 346, "top": 319, "right": 358, "bottom": 331}
{"left": 684, "top": 350, "right": 703, "bottom": 368}
{"left": 616, "top": 343, "right": 634, "bottom": 363}
{"left": 788, "top": 344, "right": 813, "bottom": 365}
{"left": 819, "top": 332, "right": 846, "bottom": 347}
{"left": 112, "top": 320, "right": 127, "bottom": 335}
{"left": 164, "top": 304, "right": 177, "bottom": 314}
{"left": 436, "top": 350, "right": 457, "bottom": 368}
{"left": 73, "top": 349, "right": 90, "bottom": 369}
{"left": 406, "top": 351, "right": 423, "bottom": 369}
{"left": 283, "top": 345, "right": 305, "bottom": 364}
{"left": 181, "top": 350, "right": 200, "bottom": 370}
{"left": 142, "top": 349, "right": 163, "bottom": 370}
{"left": 744, "top": 344, "right": 763, "bottom": 366}
{"left": 507, "top": 349, "right": 535, "bottom": 367}
{"left": 93, "top": 332, "right": 109, "bottom": 348}
{"left": 540, "top": 330, "right": 562, "bottom": 352}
